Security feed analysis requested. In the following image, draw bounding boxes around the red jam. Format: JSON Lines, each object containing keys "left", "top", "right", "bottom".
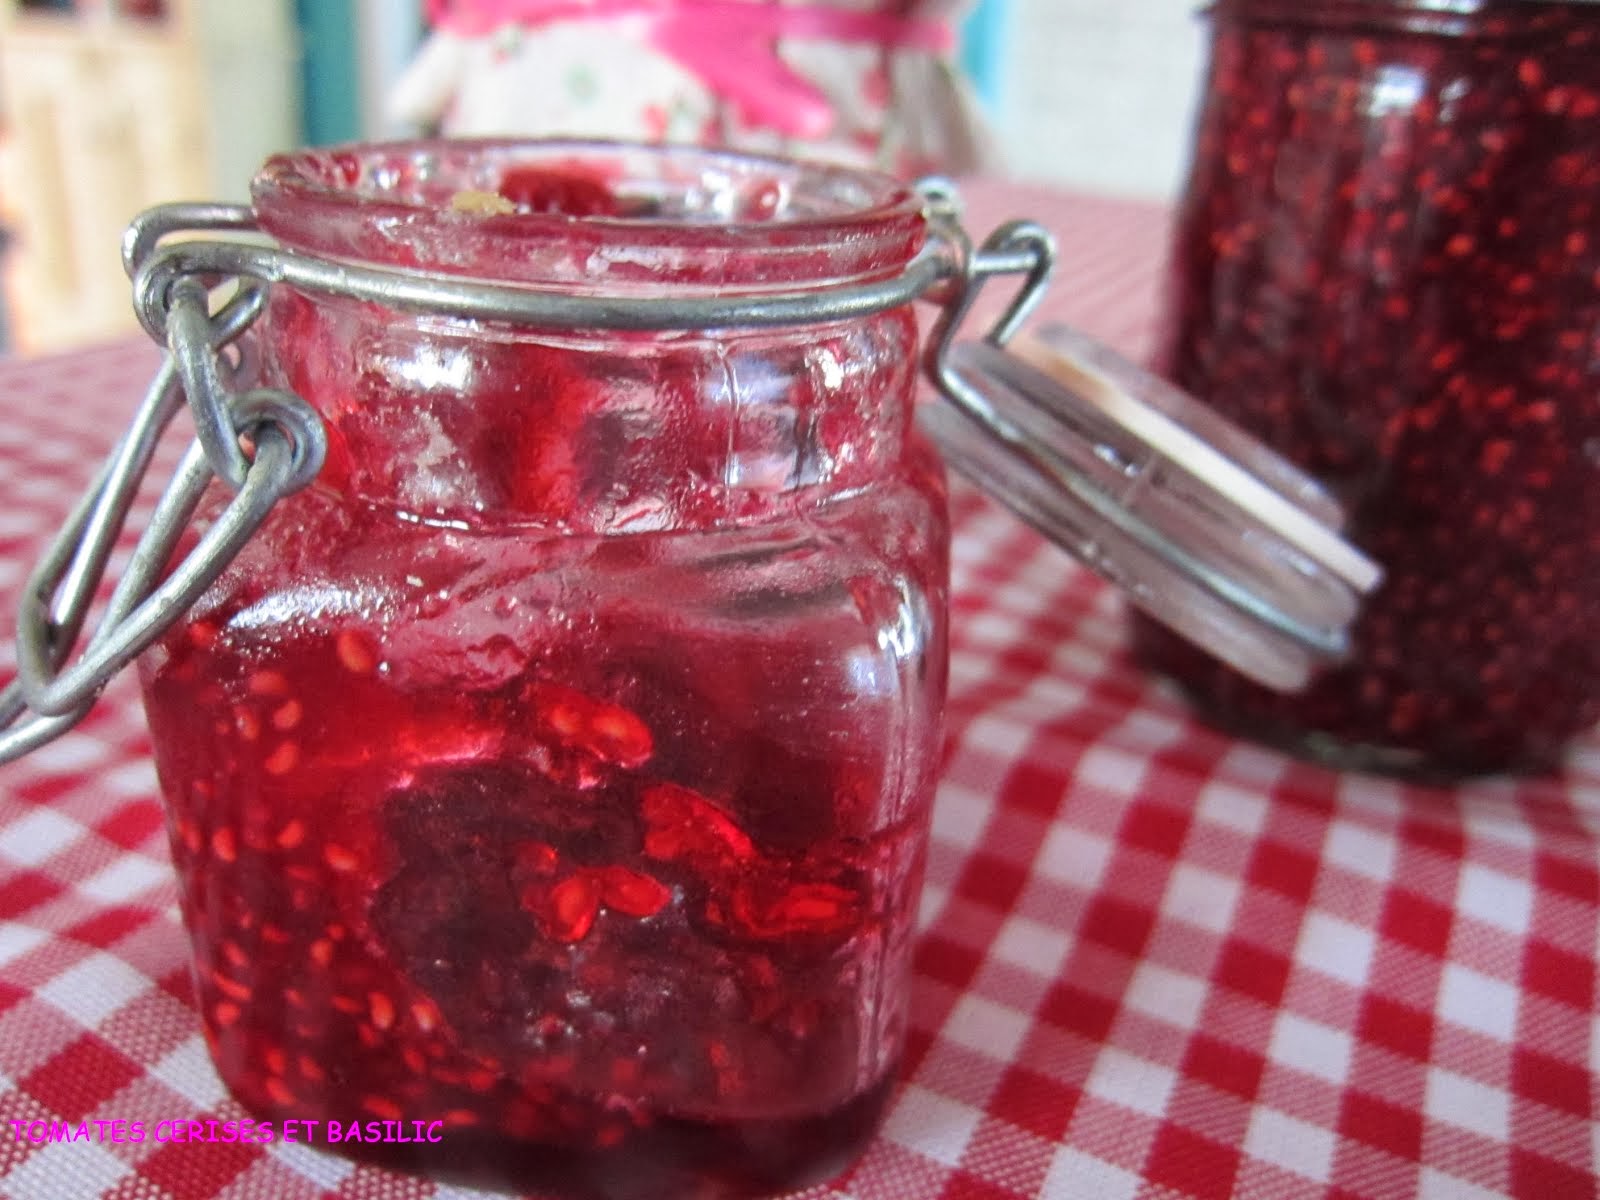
{"left": 138, "top": 143, "right": 948, "bottom": 1197}
{"left": 1140, "top": 1, "right": 1600, "bottom": 775}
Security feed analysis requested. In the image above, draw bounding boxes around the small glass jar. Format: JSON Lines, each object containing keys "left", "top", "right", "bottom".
{"left": 91, "top": 139, "right": 1375, "bottom": 1199}
{"left": 139, "top": 143, "right": 947, "bottom": 1194}
{"left": 1139, "top": 0, "right": 1600, "bottom": 776}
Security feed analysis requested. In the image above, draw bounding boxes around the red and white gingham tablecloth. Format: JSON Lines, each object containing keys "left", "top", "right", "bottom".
{"left": 0, "top": 181, "right": 1596, "bottom": 1200}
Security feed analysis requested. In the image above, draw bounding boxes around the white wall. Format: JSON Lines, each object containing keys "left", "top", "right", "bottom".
{"left": 994, "top": 0, "right": 1209, "bottom": 201}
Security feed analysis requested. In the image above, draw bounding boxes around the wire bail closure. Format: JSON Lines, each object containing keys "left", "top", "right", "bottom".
{"left": 0, "top": 181, "right": 1050, "bottom": 762}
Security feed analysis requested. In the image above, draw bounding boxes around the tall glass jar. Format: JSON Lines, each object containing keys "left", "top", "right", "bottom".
{"left": 136, "top": 142, "right": 948, "bottom": 1196}
{"left": 1138, "top": 0, "right": 1600, "bottom": 775}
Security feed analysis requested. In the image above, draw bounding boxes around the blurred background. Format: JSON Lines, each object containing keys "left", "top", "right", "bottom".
{"left": 0, "top": 0, "right": 1205, "bottom": 356}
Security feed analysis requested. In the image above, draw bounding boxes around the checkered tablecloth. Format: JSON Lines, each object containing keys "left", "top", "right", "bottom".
{"left": 0, "top": 182, "right": 1596, "bottom": 1200}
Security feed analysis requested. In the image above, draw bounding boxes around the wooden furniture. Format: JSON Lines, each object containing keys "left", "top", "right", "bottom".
{"left": 0, "top": 0, "right": 297, "bottom": 354}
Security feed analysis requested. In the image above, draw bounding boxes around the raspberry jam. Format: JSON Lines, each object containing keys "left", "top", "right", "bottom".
{"left": 138, "top": 143, "right": 948, "bottom": 1197}
{"left": 1139, "top": 1, "right": 1600, "bottom": 775}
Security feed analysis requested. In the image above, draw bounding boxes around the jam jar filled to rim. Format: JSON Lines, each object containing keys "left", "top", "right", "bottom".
{"left": 137, "top": 141, "right": 949, "bottom": 1197}
{"left": 1138, "top": 0, "right": 1600, "bottom": 776}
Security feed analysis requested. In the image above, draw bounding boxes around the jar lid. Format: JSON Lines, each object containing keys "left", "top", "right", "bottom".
{"left": 920, "top": 323, "right": 1383, "bottom": 692}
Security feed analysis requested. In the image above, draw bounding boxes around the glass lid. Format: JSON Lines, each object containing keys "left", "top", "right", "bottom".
{"left": 920, "top": 322, "right": 1383, "bottom": 693}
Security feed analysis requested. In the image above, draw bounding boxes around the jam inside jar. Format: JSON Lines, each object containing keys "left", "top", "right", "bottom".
{"left": 137, "top": 142, "right": 948, "bottom": 1196}
{"left": 1139, "top": 0, "right": 1600, "bottom": 776}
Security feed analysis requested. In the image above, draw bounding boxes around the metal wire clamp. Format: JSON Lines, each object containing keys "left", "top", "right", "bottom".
{"left": 0, "top": 183, "right": 1056, "bottom": 763}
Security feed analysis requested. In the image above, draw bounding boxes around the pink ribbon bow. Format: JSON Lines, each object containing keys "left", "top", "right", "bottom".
{"left": 427, "top": 0, "right": 955, "bottom": 140}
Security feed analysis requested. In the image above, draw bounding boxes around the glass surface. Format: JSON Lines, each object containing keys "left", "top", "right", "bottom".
{"left": 1141, "top": 1, "right": 1600, "bottom": 776}
{"left": 138, "top": 142, "right": 949, "bottom": 1197}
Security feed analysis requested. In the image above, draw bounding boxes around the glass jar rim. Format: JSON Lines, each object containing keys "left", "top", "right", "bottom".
{"left": 252, "top": 138, "right": 929, "bottom": 293}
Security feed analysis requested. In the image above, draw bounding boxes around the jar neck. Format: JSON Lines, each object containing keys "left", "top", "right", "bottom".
{"left": 262, "top": 292, "right": 921, "bottom": 534}
{"left": 250, "top": 141, "right": 929, "bottom": 534}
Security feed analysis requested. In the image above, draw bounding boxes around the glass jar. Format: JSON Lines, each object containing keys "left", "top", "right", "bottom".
{"left": 137, "top": 143, "right": 947, "bottom": 1195}
{"left": 24, "top": 138, "right": 1377, "bottom": 1199}
{"left": 1138, "top": 0, "right": 1600, "bottom": 776}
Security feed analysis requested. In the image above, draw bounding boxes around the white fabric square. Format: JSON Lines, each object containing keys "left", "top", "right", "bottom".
{"left": 959, "top": 713, "right": 1035, "bottom": 760}
{"left": 36, "top": 951, "right": 149, "bottom": 1028}
{"left": 0, "top": 1139, "right": 129, "bottom": 1200}
{"left": 101, "top": 760, "right": 160, "bottom": 799}
{"left": 1162, "top": 864, "right": 1242, "bottom": 935}
{"left": 1438, "top": 963, "right": 1519, "bottom": 1042}
{"left": 960, "top": 611, "right": 1023, "bottom": 648}
{"left": 1041, "top": 1148, "right": 1142, "bottom": 1200}
{"left": 1084, "top": 1047, "right": 1178, "bottom": 1119}
{"left": 882, "top": 1083, "right": 983, "bottom": 1168}
{"left": 1455, "top": 864, "right": 1534, "bottom": 937}
{"left": 0, "top": 921, "right": 48, "bottom": 969}
{"left": 1114, "top": 710, "right": 1186, "bottom": 754}
{"left": 932, "top": 780, "right": 994, "bottom": 847}
{"left": 943, "top": 994, "right": 1033, "bottom": 1062}
{"left": 1012, "top": 674, "right": 1091, "bottom": 717}
{"left": 1418, "top": 1167, "right": 1505, "bottom": 1200}
{"left": 1425, "top": 1067, "right": 1510, "bottom": 1141}
{"left": 1243, "top": 1106, "right": 1337, "bottom": 1184}
{"left": 991, "top": 915, "right": 1072, "bottom": 979}
{"left": 0, "top": 807, "right": 83, "bottom": 868}
{"left": 1335, "top": 774, "right": 1404, "bottom": 817}
{"left": 1297, "top": 911, "right": 1377, "bottom": 989}
{"left": 1124, "top": 962, "right": 1208, "bottom": 1032}
{"left": 1074, "top": 747, "right": 1147, "bottom": 797}
{"left": 272, "top": 1136, "right": 360, "bottom": 1190}
{"left": 1195, "top": 780, "right": 1268, "bottom": 839}
{"left": 1462, "top": 805, "right": 1536, "bottom": 852}
{"left": 1035, "top": 827, "right": 1113, "bottom": 890}
{"left": 28, "top": 736, "right": 115, "bottom": 776}
{"left": 1215, "top": 744, "right": 1290, "bottom": 789}
{"left": 1323, "top": 819, "right": 1398, "bottom": 883}
{"left": 148, "top": 1036, "right": 229, "bottom": 1111}
{"left": 1269, "top": 1012, "right": 1353, "bottom": 1086}
{"left": 78, "top": 855, "right": 169, "bottom": 904}
{"left": 917, "top": 882, "right": 952, "bottom": 930}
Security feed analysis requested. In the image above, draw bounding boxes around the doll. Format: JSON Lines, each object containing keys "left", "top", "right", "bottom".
{"left": 389, "top": 0, "right": 997, "bottom": 177}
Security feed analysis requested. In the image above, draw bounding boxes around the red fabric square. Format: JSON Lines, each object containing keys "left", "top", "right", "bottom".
{"left": 1511, "top": 1048, "right": 1590, "bottom": 1118}
{"left": 999, "top": 761, "right": 1070, "bottom": 818}
{"left": 1510, "top": 1147, "right": 1594, "bottom": 1199}
{"left": 1183, "top": 1033, "right": 1264, "bottom": 1101}
{"left": 1380, "top": 890, "right": 1454, "bottom": 955}
{"left": 1214, "top": 940, "right": 1290, "bottom": 1006}
{"left": 1120, "top": 802, "right": 1189, "bottom": 858}
{"left": 155, "top": 965, "right": 195, "bottom": 1007}
{"left": 136, "top": 1127, "right": 263, "bottom": 1200}
{"left": 0, "top": 870, "right": 65, "bottom": 919}
{"left": 1533, "top": 852, "right": 1598, "bottom": 904}
{"left": 1143, "top": 1124, "right": 1241, "bottom": 1200}
{"left": 1338, "top": 1090, "right": 1423, "bottom": 1160}
{"left": 0, "top": 980, "right": 27, "bottom": 1016}
{"left": 955, "top": 852, "right": 1030, "bottom": 912}
{"left": 1245, "top": 840, "right": 1319, "bottom": 903}
{"left": 988, "top": 1065, "right": 1078, "bottom": 1142}
{"left": 1077, "top": 895, "right": 1155, "bottom": 956}
{"left": 1356, "top": 995, "right": 1434, "bottom": 1060}
{"left": 1398, "top": 815, "right": 1463, "bottom": 859}
{"left": 940, "top": 1170, "right": 1031, "bottom": 1200}
{"left": 1039, "top": 982, "right": 1117, "bottom": 1042}
{"left": 64, "top": 906, "right": 158, "bottom": 951}
{"left": 1522, "top": 940, "right": 1593, "bottom": 1010}
{"left": 95, "top": 803, "right": 166, "bottom": 852}
{"left": 20, "top": 1036, "right": 143, "bottom": 1122}
{"left": 902, "top": 1027, "right": 937, "bottom": 1075}
{"left": 914, "top": 934, "right": 986, "bottom": 992}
